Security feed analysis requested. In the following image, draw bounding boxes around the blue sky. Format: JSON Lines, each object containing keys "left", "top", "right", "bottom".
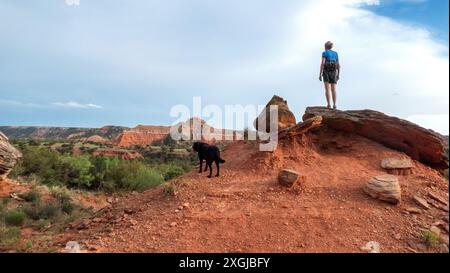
{"left": 366, "top": 0, "right": 449, "bottom": 43}
{"left": 0, "top": 0, "right": 449, "bottom": 134}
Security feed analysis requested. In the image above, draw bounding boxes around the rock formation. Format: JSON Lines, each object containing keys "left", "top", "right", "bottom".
{"left": 254, "top": 95, "right": 297, "bottom": 132}
{"left": 115, "top": 126, "right": 171, "bottom": 148}
{"left": 82, "top": 135, "right": 112, "bottom": 145}
{"left": 381, "top": 158, "right": 414, "bottom": 175}
{"left": 364, "top": 175, "right": 401, "bottom": 205}
{"left": 170, "top": 117, "right": 240, "bottom": 143}
{"left": 303, "top": 107, "right": 449, "bottom": 170}
{"left": 279, "top": 116, "right": 323, "bottom": 139}
{"left": 278, "top": 169, "right": 306, "bottom": 187}
{"left": 0, "top": 131, "right": 22, "bottom": 180}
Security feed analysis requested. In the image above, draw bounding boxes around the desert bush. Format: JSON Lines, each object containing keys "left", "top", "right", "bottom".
{"left": 62, "top": 155, "right": 95, "bottom": 188}
{"left": 51, "top": 187, "right": 76, "bottom": 214}
{"left": 18, "top": 189, "right": 41, "bottom": 204}
{"left": 4, "top": 210, "right": 27, "bottom": 227}
{"left": 156, "top": 164, "right": 186, "bottom": 181}
{"left": 162, "top": 182, "right": 177, "bottom": 196}
{"left": 38, "top": 203, "right": 60, "bottom": 220}
{"left": 0, "top": 226, "right": 20, "bottom": 248}
{"left": 23, "top": 202, "right": 59, "bottom": 220}
{"left": 11, "top": 146, "right": 187, "bottom": 192}
{"left": 423, "top": 230, "right": 439, "bottom": 248}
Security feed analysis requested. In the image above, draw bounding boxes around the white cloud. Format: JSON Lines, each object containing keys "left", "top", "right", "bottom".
{"left": 52, "top": 101, "right": 103, "bottom": 109}
{"left": 407, "top": 114, "right": 449, "bottom": 135}
{"left": 221, "top": 0, "right": 448, "bottom": 132}
{"left": 0, "top": 99, "right": 48, "bottom": 108}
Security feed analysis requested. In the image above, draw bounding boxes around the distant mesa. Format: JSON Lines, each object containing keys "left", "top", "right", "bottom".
{"left": 0, "top": 125, "right": 126, "bottom": 141}
{"left": 114, "top": 125, "right": 170, "bottom": 148}
{"left": 115, "top": 118, "right": 242, "bottom": 148}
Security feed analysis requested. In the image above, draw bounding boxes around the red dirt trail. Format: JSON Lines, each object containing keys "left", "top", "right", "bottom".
{"left": 39, "top": 128, "right": 450, "bottom": 253}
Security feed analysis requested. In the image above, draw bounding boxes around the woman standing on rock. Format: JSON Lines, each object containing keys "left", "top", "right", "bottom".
{"left": 319, "top": 41, "right": 340, "bottom": 110}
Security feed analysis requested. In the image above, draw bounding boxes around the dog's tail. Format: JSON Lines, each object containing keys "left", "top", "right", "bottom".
{"left": 219, "top": 158, "right": 226, "bottom": 164}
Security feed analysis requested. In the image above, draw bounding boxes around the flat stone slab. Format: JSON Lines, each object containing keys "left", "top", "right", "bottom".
{"left": 428, "top": 192, "right": 448, "bottom": 206}
{"left": 413, "top": 195, "right": 430, "bottom": 210}
{"left": 381, "top": 158, "right": 414, "bottom": 175}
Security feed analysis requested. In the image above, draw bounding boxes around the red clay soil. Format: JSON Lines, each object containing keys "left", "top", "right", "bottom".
{"left": 41, "top": 128, "right": 449, "bottom": 253}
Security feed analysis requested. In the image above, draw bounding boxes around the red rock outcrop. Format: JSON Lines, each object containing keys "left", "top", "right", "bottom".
{"left": 303, "top": 107, "right": 448, "bottom": 170}
{"left": 0, "top": 131, "right": 22, "bottom": 180}
{"left": 171, "top": 117, "right": 241, "bottom": 143}
{"left": 92, "top": 148, "right": 142, "bottom": 160}
{"left": 254, "top": 95, "right": 297, "bottom": 132}
{"left": 82, "top": 135, "right": 111, "bottom": 145}
{"left": 115, "top": 126, "right": 170, "bottom": 148}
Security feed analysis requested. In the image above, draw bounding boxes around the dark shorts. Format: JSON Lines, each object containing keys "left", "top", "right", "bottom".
{"left": 323, "top": 70, "right": 338, "bottom": 84}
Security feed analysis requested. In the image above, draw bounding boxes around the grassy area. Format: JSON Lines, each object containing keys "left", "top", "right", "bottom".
{"left": 9, "top": 144, "right": 195, "bottom": 193}
{"left": 0, "top": 187, "right": 90, "bottom": 250}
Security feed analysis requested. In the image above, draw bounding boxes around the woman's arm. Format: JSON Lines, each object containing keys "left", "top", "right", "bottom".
{"left": 336, "top": 61, "right": 341, "bottom": 80}
{"left": 319, "top": 57, "right": 326, "bottom": 81}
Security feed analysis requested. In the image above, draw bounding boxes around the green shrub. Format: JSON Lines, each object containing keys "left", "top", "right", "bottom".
{"left": 23, "top": 202, "right": 59, "bottom": 220}
{"left": 38, "top": 203, "right": 60, "bottom": 220}
{"left": 62, "top": 156, "right": 94, "bottom": 188}
{"left": 11, "top": 146, "right": 186, "bottom": 193}
{"left": 162, "top": 182, "right": 177, "bottom": 196}
{"left": 50, "top": 187, "right": 75, "bottom": 214}
{"left": 18, "top": 189, "right": 41, "bottom": 203}
{"left": 0, "top": 226, "right": 20, "bottom": 248}
{"left": 4, "top": 210, "right": 27, "bottom": 227}
{"left": 423, "top": 230, "right": 439, "bottom": 248}
{"left": 156, "top": 164, "right": 185, "bottom": 181}
{"left": 2, "top": 197, "right": 11, "bottom": 206}
{"left": 122, "top": 165, "right": 165, "bottom": 191}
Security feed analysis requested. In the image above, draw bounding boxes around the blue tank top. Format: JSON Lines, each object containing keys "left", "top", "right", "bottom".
{"left": 322, "top": 50, "right": 339, "bottom": 63}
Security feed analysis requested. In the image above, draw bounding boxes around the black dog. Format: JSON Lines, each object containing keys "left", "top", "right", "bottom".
{"left": 192, "top": 142, "right": 226, "bottom": 178}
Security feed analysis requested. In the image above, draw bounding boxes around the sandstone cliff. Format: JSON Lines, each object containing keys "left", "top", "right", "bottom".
{"left": 115, "top": 126, "right": 171, "bottom": 148}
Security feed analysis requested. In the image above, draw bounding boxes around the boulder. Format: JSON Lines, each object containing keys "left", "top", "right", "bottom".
{"left": 364, "top": 175, "right": 401, "bottom": 205}
{"left": 0, "top": 131, "right": 22, "bottom": 180}
{"left": 278, "top": 169, "right": 305, "bottom": 187}
{"left": 303, "top": 107, "right": 448, "bottom": 170}
{"left": 254, "top": 95, "right": 297, "bottom": 133}
{"left": 64, "top": 241, "right": 81, "bottom": 253}
{"left": 381, "top": 158, "right": 414, "bottom": 175}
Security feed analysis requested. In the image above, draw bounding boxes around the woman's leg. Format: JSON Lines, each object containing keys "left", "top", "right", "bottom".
{"left": 324, "top": 82, "right": 331, "bottom": 108}
{"left": 331, "top": 83, "right": 337, "bottom": 109}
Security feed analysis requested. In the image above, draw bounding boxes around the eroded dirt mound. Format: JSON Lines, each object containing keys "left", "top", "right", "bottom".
{"left": 44, "top": 126, "right": 448, "bottom": 253}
